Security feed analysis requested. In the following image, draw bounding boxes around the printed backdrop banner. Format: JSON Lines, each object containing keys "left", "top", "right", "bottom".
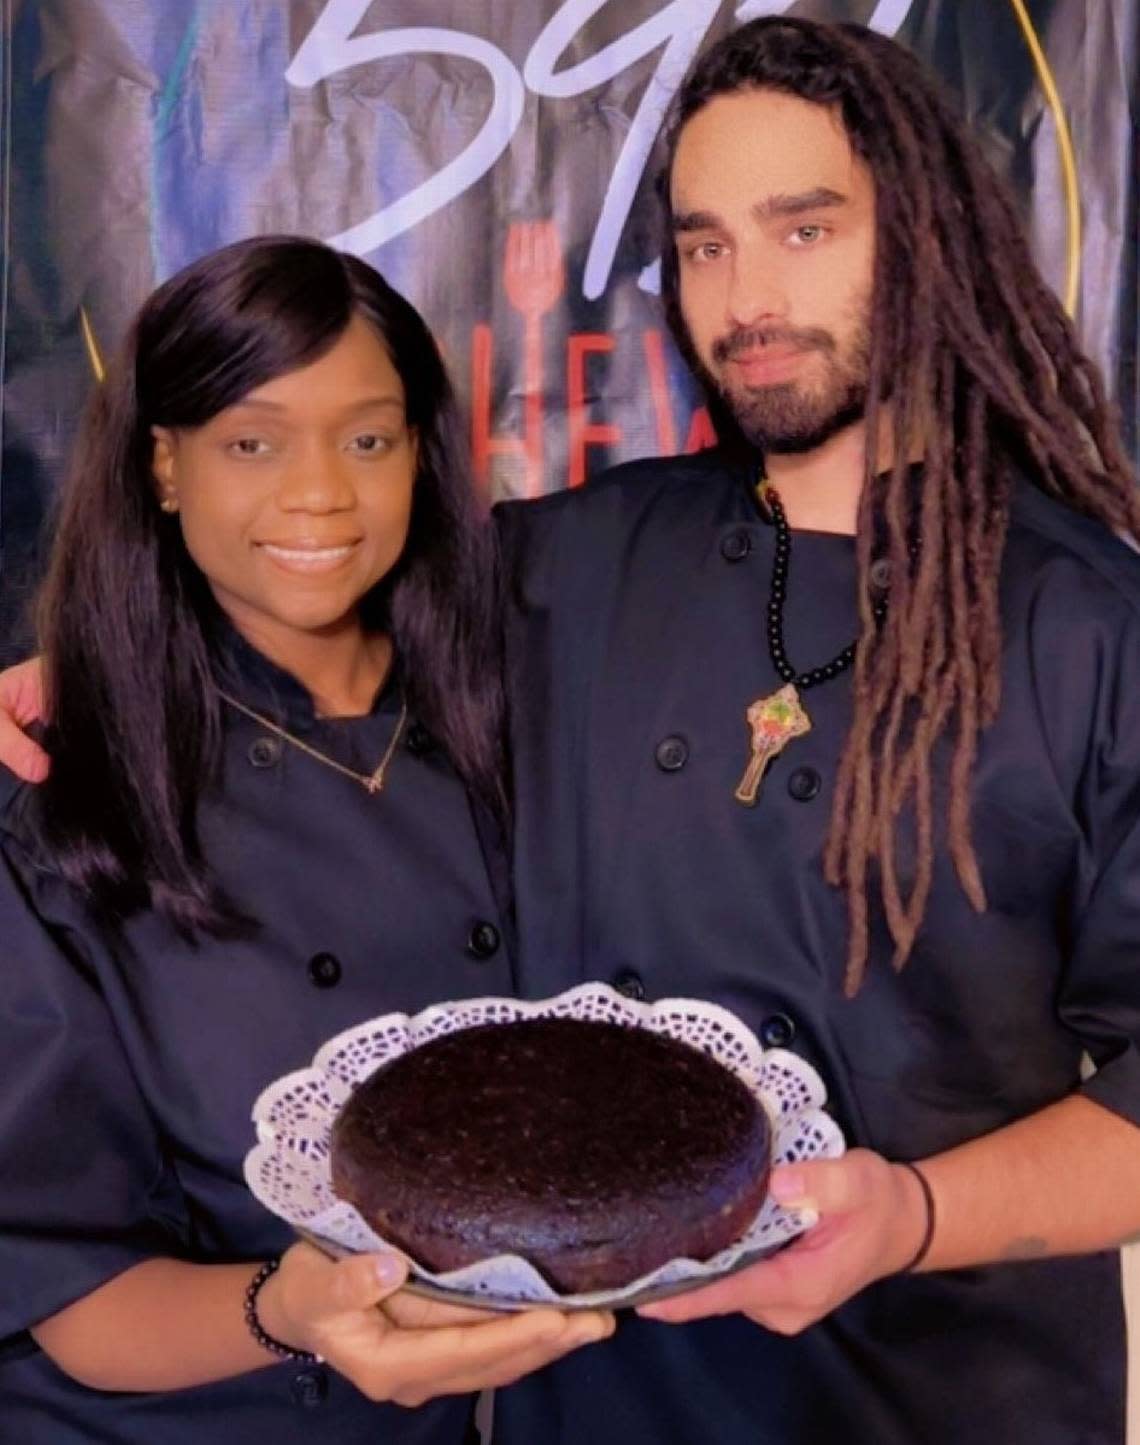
{"left": 0, "top": 0, "right": 1137, "bottom": 658}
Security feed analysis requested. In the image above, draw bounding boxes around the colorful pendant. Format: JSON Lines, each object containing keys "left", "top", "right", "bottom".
{"left": 734, "top": 683, "right": 812, "bottom": 806}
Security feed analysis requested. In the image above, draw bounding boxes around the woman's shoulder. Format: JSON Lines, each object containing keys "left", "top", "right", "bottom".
{"left": 0, "top": 770, "right": 76, "bottom": 914}
{"left": 0, "top": 767, "right": 39, "bottom": 855}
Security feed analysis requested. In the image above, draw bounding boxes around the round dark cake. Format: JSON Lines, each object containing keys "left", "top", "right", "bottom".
{"left": 330, "top": 1015, "right": 772, "bottom": 1293}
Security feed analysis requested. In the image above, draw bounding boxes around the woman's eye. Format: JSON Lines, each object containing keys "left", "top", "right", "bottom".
{"left": 228, "top": 437, "right": 270, "bottom": 456}
{"left": 349, "top": 433, "right": 393, "bottom": 455}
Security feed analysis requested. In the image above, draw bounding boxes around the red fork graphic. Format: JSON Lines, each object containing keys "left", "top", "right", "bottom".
{"left": 503, "top": 220, "right": 565, "bottom": 497}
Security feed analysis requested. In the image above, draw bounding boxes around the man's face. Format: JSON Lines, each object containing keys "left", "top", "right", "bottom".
{"left": 670, "top": 88, "right": 876, "bottom": 454}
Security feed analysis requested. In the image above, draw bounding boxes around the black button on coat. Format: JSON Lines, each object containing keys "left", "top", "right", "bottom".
{"left": 0, "top": 636, "right": 511, "bottom": 1444}
{"left": 495, "top": 449, "right": 1140, "bottom": 1445}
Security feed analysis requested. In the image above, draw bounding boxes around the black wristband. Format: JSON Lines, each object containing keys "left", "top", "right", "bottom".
{"left": 897, "top": 1160, "right": 936, "bottom": 1273}
{"left": 244, "top": 1256, "right": 321, "bottom": 1363}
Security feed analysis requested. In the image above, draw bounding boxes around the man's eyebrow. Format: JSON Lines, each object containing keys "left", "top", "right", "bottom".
{"left": 672, "top": 209, "right": 722, "bottom": 234}
{"left": 672, "top": 187, "right": 849, "bottom": 233}
{"left": 755, "top": 186, "right": 848, "bottom": 220}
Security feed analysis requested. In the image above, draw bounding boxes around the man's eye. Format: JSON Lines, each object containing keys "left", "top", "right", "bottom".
{"left": 687, "top": 241, "right": 725, "bottom": 263}
{"left": 790, "top": 224, "right": 826, "bottom": 246}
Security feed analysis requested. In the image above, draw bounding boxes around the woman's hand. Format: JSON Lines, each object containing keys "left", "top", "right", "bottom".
{"left": 637, "top": 1151, "right": 927, "bottom": 1335}
{"left": 0, "top": 657, "right": 49, "bottom": 781}
{"left": 262, "top": 1242, "right": 615, "bottom": 1406}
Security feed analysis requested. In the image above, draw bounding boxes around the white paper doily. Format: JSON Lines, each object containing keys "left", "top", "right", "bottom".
{"left": 244, "top": 983, "right": 845, "bottom": 1309}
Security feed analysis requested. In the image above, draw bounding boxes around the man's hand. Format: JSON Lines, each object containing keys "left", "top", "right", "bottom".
{"left": 637, "top": 1151, "right": 927, "bottom": 1335}
{"left": 265, "top": 1242, "right": 616, "bottom": 1407}
{"left": 0, "top": 657, "right": 49, "bottom": 781}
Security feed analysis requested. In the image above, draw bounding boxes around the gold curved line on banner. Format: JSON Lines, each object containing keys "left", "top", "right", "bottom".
{"left": 1007, "top": 0, "right": 1082, "bottom": 316}
{"left": 79, "top": 305, "right": 106, "bottom": 383}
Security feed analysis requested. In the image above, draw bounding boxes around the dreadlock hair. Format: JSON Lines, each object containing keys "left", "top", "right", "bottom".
{"left": 661, "top": 17, "right": 1140, "bottom": 994}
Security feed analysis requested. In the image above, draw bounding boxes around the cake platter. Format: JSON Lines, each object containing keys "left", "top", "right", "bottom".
{"left": 244, "top": 983, "right": 846, "bottom": 1312}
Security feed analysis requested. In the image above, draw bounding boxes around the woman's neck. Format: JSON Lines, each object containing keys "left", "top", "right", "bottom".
{"left": 226, "top": 615, "right": 393, "bottom": 717}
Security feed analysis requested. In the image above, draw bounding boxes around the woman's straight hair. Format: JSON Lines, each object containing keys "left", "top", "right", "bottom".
{"left": 33, "top": 235, "right": 504, "bottom": 935}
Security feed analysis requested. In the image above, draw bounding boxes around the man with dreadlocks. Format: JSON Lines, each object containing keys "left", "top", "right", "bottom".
{"left": 491, "top": 15, "right": 1140, "bottom": 1445}
{"left": 1, "top": 14, "right": 1139, "bottom": 1445}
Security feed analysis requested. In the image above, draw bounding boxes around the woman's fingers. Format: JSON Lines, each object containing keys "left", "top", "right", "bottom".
{"left": 372, "top": 1308, "right": 614, "bottom": 1407}
{"left": 265, "top": 1245, "right": 407, "bottom": 1353}
{"left": 275, "top": 1242, "right": 616, "bottom": 1404}
{"left": 410, "top": 1309, "right": 616, "bottom": 1398}
{"left": 381, "top": 1290, "right": 506, "bottom": 1330}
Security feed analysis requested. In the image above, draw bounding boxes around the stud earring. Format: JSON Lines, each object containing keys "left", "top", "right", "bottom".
{"left": 159, "top": 495, "right": 179, "bottom": 514}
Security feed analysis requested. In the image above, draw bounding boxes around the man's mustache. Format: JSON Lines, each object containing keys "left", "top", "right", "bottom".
{"left": 711, "top": 325, "right": 837, "bottom": 365}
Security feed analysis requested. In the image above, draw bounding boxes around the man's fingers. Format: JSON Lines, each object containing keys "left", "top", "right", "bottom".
{"left": 638, "top": 1261, "right": 781, "bottom": 1324}
{"left": 0, "top": 712, "right": 50, "bottom": 782}
{"left": 769, "top": 1151, "right": 876, "bottom": 1215}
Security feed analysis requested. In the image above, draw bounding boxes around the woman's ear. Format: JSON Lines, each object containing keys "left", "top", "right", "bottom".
{"left": 151, "top": 426, "right": 180, "bottom": 513}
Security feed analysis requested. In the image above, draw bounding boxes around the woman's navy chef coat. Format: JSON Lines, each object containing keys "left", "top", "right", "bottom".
{"left": 0, "top": 634, "right": 513, "bottom": 1444}
{"left": 495, "top": 449, "right": 1140, "bottom": 1445}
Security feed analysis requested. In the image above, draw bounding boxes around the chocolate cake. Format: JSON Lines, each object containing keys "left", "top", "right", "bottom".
{"left": 330, "top": 1015, "right": 772, "bottom": 1293}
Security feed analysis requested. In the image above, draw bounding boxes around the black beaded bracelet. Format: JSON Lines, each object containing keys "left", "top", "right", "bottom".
{"left": 244, "top": 1257, "right": 321, "bottom": 1364}
{"left": 897, "top": 1160, "right": 936, "bottom": 1273}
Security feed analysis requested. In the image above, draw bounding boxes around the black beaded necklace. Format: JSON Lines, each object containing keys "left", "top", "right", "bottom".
{"left": 734, "top": 482, "right": 886, "bottom": 807}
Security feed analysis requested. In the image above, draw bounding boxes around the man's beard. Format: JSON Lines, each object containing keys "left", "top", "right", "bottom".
{"left": 705, "top": 312, "right": 871, "bottom": 455}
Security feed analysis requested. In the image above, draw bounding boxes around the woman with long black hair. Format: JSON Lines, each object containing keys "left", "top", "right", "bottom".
{"left": 0, "top": 234, "right": 611, "bottom": 1443}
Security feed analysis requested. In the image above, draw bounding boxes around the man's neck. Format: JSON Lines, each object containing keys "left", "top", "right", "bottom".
{"left": 763, "top": 420, "right": 870, "bottom": 535}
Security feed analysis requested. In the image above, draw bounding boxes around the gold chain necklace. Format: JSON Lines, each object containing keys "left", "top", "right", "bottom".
{"left": 217, "top": 688, "right": 409, "bottom": 795}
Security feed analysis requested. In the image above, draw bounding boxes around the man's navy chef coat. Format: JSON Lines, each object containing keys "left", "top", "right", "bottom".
{"left": 495, "top": 449, "right": 1140, "bottom": 1445}
{"left": 0, "top": 633, "right": 513, "bottom": 1444}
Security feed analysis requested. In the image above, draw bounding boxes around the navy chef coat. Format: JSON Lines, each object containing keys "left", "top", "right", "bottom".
{"left": 0, "top": 633, "right": 513, "bottom": 1444}
{"left": 494, "top": 449, "right": 1140, "bottom": 1445}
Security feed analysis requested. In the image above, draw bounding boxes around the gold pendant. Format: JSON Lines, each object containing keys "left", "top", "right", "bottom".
{"left": 734, "top": 683, "right": 812, "bottom": 806}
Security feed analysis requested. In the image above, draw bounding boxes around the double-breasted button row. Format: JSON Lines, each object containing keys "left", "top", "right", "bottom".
{"left": 720, "top": 529, "right": 753, "bottom": 562}
{"left": 653, "top": 738, "right": 822, "bottom": 801}
{"left": 787, "top": 766, "right": 822, "bottom": 802}
{"left": 305, "top": 925, "right": 500, "bottom": 988}
{"left": 290, "top": 1365, "right": 329, "bottom": 1408}
{"left": 655, "top": 736, "right": 689, "bottom": 772}
{"left": 467, "top": 921, "right": 501, "bottom": 959}
{"left": 869, "top": 558, "right": 893, "bottom": 592}
{"left": 405, "top": 722, "right": 434, "bottom": 757}
{"left": 759, "top": 1012, "right": 796, "bottom": 1048}
{"left": 249, "top": 725, "right": 433, "bottom": 770}
{"left": 307, "top": 952, "right": 342, "bottom": 988}
{"left": 248, "top": 737, "right": 282, "bottom": 768}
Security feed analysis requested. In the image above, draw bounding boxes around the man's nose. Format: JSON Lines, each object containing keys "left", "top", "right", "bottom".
{"left": 726, "top": 248, "right": 788, "bottom": 329}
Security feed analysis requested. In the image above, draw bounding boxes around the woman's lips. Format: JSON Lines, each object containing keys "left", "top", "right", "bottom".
{"left": 256, "top": 540, "right": 361, "bottom": 574}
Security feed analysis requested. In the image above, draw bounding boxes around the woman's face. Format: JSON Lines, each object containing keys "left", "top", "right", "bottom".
{"left": 151, "top": 314, "right": 417, "bottom": 655}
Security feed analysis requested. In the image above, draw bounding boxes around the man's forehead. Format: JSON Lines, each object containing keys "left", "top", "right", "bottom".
{"left": 669, "top": 88, "right": 866, "bottom": 209}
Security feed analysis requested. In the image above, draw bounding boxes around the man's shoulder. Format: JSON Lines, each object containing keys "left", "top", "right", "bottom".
{"left": 495, "top": 449, "right": 745, "bottom": 545}
{"left": 1006, "top": 483, "right": 1140, "bottom": 625}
